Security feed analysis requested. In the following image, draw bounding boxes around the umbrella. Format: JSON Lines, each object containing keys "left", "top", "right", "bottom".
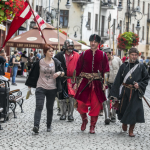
{"left": 6, "top": 23, "right": 81, "bottom": 50}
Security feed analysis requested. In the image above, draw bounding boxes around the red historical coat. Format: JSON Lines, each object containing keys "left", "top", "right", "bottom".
{"left": 75, "top": 49, "right": 109, "bottom": 103}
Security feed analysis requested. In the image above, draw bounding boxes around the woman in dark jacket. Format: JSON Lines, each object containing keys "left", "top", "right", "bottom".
{"left": 25, "top": 44, "right": 64, "bottom": 134}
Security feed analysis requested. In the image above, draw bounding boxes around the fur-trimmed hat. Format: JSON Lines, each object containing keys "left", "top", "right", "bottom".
{"left": 89, "top": 34, "right": 101, "bottom": 43}
{"left": 129, "top": 48, "right": 139, "bottom": 54}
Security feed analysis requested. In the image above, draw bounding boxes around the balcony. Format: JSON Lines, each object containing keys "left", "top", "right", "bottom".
{"left": 72, "top": 0, "right": 93, "bottom": 4}
{"left": 101, "top": 0, "right": 115, "bottom": 9}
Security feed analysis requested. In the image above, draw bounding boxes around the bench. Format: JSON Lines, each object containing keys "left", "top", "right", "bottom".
{"left": 0, "top": 107, "right": 3, "bottom": 130}
{"left": 9, "top": 89, "right": 24, "bottom": 118}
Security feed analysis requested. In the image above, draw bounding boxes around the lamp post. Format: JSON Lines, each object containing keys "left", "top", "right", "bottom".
{"left": 117, "top": 0, "right": 143, "bottom": 32}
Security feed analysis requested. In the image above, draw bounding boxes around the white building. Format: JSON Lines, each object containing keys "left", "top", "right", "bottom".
{"left": 118, "top": 0, "right": 150, "bottom": 57}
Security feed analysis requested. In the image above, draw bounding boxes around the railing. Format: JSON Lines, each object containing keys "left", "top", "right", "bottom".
{"left": 72, "top": 0, "right": 92, "bottom": 3}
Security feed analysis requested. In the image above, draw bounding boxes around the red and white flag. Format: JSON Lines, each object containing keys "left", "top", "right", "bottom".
{"left": 2, "top": 1, "right": 47, "bottom": 49}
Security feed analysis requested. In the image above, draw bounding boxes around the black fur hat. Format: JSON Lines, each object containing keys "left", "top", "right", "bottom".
{"left": 89, "top": 34, "right": 101, "bottom": 43}
{"left": 129, "top": 48, "right": 139, "bottom": 55}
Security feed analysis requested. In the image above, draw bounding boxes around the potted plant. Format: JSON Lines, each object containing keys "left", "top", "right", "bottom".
{"left": 78, "top": 40, "right": 87, "bottom": 45}
{"left": 0, "top": 0, "right": 25, "bottom": 23}
{"left": 117, "top": 32, "right": 139, "bottom": 52}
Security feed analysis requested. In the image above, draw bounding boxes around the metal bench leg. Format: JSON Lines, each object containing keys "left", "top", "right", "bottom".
{"left": 17, "top": 99, "right": 24, "bottom": 113}
{"left": 9, "top": 103, "right": 17, "bottom": 118}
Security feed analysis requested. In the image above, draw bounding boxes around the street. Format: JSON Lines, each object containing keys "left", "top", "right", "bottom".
{"left": 0, "top": 78, "right": 150, "bottom": 150}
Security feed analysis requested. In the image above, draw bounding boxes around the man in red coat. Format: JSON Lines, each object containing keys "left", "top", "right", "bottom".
{"left": 55, "top": 39, "right": 79, "bottom": 122}
{"left": 75, "top": 34, "right": 109, "bottom": 134}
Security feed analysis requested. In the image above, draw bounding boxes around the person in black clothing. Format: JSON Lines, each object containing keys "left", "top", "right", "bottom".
{"left": 25, "top": 44, "right": 64, "bottom": 133}
{"left": 21, "top": 51, "right": 28, "bottom": 76}
{"left": 0, "top": 49, "right": 8, "bottom": 81}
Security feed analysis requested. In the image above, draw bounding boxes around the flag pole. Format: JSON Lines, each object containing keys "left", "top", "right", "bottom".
{"left": 26, "top": 0, "right": 47, "bottom": 45}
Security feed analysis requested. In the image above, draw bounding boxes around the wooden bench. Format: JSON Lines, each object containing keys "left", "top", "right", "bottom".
{"left": 0, "top": 107, "right": 3, "bottom": 130}
{"left": 9, "top": 89, "right": 24, "bottom": 118}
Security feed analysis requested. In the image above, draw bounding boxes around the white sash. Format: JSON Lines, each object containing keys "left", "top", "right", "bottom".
{"left": 119, "top": 64, "right": 139, "bottom": 94}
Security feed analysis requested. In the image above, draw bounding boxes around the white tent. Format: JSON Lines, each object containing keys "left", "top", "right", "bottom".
{"left": 77, "top": 42, "right": 90, "bottom": 51}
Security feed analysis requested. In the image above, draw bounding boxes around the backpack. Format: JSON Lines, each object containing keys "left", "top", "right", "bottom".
{"left": 8, "top": 57, "right": 13, "bottom": 68}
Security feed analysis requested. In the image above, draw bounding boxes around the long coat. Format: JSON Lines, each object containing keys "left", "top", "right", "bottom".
{"left": 54, "top": 51, "right": 79, "bottom": 99}
{"left": 75, "top": 49, "right": 109, "bottom": 103}
{"left": 109, "top": 60, "right": 149, "bottom": 124}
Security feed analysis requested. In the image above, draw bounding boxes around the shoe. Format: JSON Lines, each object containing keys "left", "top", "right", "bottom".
{"left": 33, "top": 126, "right": 39, "bottom": 133}
{"left": 111, "top": 117, "right": 116, "bottom": 122}
{"left": 122, "top": 124, "right": 127, "bottom": 132}
{"left": 57, "top": 108, "right": 61, "bottom": 116}
{"left": 60, "top": 115, "right": 66, "bottom": 120}
{"left": 99, "top": 110, "right": 103, "bottom": 116}
{"left": 90, "top": 116, "right": 98, "bottom": 134}
{"left": 47, "top": 126, "right": 51, "bottom": 132}
{"left": 80, "top": 113, "right": 88, "bottom": 131}
{"left": 68, "top": 115, "right": 74, "bottom": 122}
{"left": 105, "top": 118, "right": 110, "bottom": 125}
{"left": 129, "top": 124, "right": 135, "bottom": 137}
{"left": 12, "top": 83, "right": 17, "bottom": 86}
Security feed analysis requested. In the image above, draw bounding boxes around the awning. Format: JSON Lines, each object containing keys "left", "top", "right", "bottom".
{"left": 6, "top": 23, "right": 81, "bottom": 50}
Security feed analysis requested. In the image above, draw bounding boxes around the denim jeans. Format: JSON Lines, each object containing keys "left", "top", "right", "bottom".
{"left": 34, "top": 87, "right": 57, "bottom": 127}
{"left": 12, "top": 66, "right": 18, "bottom": 83}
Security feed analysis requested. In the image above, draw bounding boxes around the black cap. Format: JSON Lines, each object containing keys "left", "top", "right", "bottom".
{"left": 89, "top": 34, "right": 101, "bottom": 43}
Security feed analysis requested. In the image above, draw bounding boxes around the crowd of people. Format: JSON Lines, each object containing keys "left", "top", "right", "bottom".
{"left": 0, "top": 34, "right": 149, "bottom": 137}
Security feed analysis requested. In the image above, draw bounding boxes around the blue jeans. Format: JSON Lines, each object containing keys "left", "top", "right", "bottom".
{"left": 12, "top": 66, "right": 18, "bottom": 83}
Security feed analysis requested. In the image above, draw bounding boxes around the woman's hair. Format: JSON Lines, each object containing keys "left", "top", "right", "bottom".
{"left": 14, "top": 50, "right": 18, "bottom": 54}
{"left": 0, "top": 49, "right": 5, "bottom": 54}
{"left": 43, "top": 44, "right": 54, "bottom": 55}
{"left": 30, "top": 53, "right": 34, "bottom": 57}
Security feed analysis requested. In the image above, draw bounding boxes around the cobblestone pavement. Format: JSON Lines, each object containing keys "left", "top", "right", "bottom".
{"left": 0, "top": 85, "right": 150, "bottom": 150}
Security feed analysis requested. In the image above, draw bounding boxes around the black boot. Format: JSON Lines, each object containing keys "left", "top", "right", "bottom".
{"left": 33, "top": 126, "right": 39, "bottom": 134}
{"left": 47, "top": 126, "right": 51, "bottom": 132}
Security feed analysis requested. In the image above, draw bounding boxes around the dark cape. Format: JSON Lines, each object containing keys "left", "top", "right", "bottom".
{"left": 109, "top": 60, "right": 149, "bottom": 124}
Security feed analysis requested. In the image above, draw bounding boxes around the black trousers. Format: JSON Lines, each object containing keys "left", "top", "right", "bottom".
{"left": 34, "top": 87, "right": 57, "bottom": 127}
{"left": 21, "top": 62, "right": 24, "bottom": 75}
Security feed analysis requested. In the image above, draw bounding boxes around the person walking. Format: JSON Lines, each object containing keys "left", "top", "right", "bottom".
{"left": 54, "top": 39, "right": 79, "bottom": 122}
{"left": 25, "top": 44, "right": 64, "bottom": 133}
{"left": 0, "top": 49, "right": 9, "bottom": 81}
{"left": 109, "top": 48, "right": 149, "bottom": 137}
{"left": 21, "top": 51, "right": 28, "bottom": 76}
{"left": 75, "top": 34, "right": 109, "bottom": 134}
{"left": 27, "top": 52, "right": 35, "bottom": 71}
{"left": 102, "top": 47, "right": 122, "bottom": 124}
{"left": 12, "top": 50, "right": 20, "bottom": 86}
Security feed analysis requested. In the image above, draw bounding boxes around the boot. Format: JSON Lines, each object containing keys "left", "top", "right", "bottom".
{"left": 80, "top": 113, "right": 88, "bottom": 131}
{"left": 103, "top": 100, "right": 110, "bottom": 125}
{"left": 59, "top": 100, "right": 67, "bottom": 120}
{"left": 90, "top": 116, "right": 98, "bottom": 134}
{"left": 68, "top": 97, "right": 74, "bottom": 122}
{"left": 129, "top": 124, "right": 135, "bottom": 137}
{"left": 111, "top": 103, "right": 116, "bottom": 122}
{"left": 122, "top": 124, "right": 127, "bottom": 132}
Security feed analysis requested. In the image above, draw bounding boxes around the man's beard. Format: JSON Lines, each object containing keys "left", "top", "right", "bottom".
{"left": 68, "top": 49, "right": 73, "bottom": 53}
{"left": 130, "top": 59, "right": 136, "bottom": 63}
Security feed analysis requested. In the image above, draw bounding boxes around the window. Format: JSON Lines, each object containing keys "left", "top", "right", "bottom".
{"left": 142, "top": 26, "right": 144, "bottom": 40}
{"left": 143, "top": 2, "right": 145, "bottom": 14}
{"left": 120, "top": 20, "right": 122, "bottom": 34}
{"left": 126, "top": 22, "right": 129, "bottom": 32}
{"left": 95, "top": 14, "right": 98, "bottom": 31}
{"left": 132, "top": 0, "right": 135, "bottom": 9}
{"left": 132, "top": 24, "right": 134, "bottom": 33}
{"left": 113, "top": 19, "right": 116, "bottom": 34}
{"left": 60, "top": 10, "right": 69, "bottom": 27}
{"left": 147, "top": 26, "right": 149, "bottom": 44}
{"left": 138, "top": 0, "right": 140, "bottom": 6}
{"left": 148, "top": 4, "right": 150, "bottom": 19}
{"left": 114, "top": 0, "right": 117, "bottom": 5}
{"left": 88, "top": 12, "right": 91, "bottom": 30}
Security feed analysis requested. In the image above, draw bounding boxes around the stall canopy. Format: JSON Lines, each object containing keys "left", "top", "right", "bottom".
{"left": 77, "top": 42, "right": 90, "bottom": 51}
{"left": 6, "top": 23, "right": 81, "bottom": 50}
